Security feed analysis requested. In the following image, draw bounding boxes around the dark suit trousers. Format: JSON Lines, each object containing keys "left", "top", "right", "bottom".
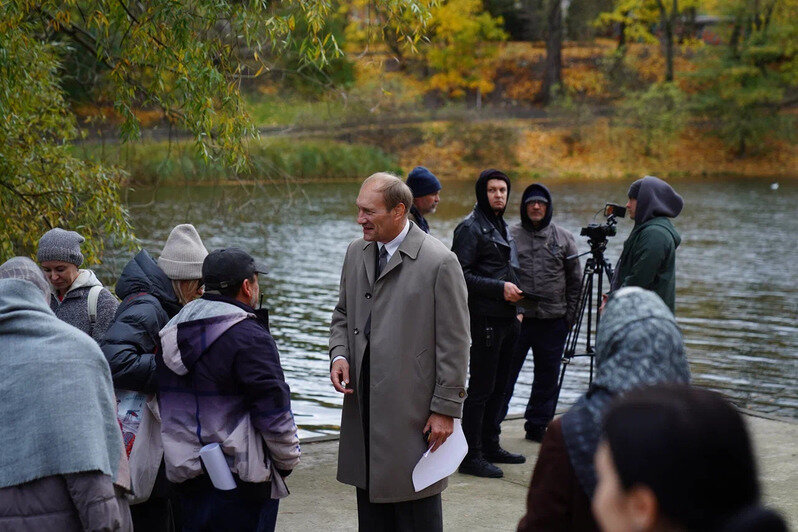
{"left": 356, "top": 488, "right": 442, "bottom": 532}
{"left": 357, "top": 347, "right": 443, "bottom": 532}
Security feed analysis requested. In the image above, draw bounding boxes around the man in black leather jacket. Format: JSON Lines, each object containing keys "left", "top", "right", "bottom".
{"left": 452, "top": 169, "right": 526, "bottom": 478}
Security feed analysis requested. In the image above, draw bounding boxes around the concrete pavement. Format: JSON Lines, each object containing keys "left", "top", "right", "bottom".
{"left": 277, "top": 413, "right": 797, "bottom": 531}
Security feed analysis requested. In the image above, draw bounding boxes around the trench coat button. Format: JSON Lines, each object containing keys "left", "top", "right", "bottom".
{"left": 365, "top": 293, "right": 372, "bottom": 299}
{"left": 459, "top": 391, "right": 465, "bottom": 398}
{"left": 354, "top": 328, "right": 359, "bottom": 335}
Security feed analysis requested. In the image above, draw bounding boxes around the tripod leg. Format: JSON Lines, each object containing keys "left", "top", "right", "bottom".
{"left": 551, "top": 357, "right": 570, "bottom": 419}
{"left": 552, "top": 259, "right": 594, "bottom": 418}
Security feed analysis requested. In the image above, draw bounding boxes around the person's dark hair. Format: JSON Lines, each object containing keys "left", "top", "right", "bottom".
{"left": 602, "top": 384, "right": 786, "bottom": 532}
{"left": 216, "top": 273, "right": 256, "bottom": 299}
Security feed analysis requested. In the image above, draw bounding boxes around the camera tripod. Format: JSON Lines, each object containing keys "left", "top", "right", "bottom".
{"left": 551, "top": 235, "right": 615, "bottom": 413}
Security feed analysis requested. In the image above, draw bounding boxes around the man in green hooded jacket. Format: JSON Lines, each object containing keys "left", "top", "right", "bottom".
{"left": 610, "top": 175, "right": 683, "bottom": 313}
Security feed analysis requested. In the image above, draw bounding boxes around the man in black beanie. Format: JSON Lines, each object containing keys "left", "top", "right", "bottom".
{"left": 451, "top": 169, "right": 526, "bottom": 478}
{"left": 406, "top": 166, "right": 442, "bottom": 234}
{"left": 610, "top": 175, "right": 683, "bottom": 313}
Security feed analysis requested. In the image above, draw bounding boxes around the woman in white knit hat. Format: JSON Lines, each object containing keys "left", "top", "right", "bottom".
{"left": 99, "top": 223, "right": 207, "bottom": 531}
{"left": 37, "top": 228, "right": 119, "bottom": 342}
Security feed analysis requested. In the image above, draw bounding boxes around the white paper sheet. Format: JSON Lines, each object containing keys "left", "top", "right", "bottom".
{"left": 412, "top": 419, "right": 468, "bottom": 492}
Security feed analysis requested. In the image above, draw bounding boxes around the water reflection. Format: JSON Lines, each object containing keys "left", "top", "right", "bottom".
{"left": 105, "top": 178, "right": 797, "bottom": 436}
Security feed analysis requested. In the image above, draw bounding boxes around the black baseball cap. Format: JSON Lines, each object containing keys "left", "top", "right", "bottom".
{"left": 202, "top": 248, "right": 269, "bottom": 290}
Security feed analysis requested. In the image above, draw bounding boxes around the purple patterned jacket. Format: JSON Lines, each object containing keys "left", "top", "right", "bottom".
{"left": 157, "top": 294, "right": 300, "bottom": 498}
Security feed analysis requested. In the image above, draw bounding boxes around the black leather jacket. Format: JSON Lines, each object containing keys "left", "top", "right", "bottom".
{"left": 452, "top": 207, "right": 520, "bottom": 318}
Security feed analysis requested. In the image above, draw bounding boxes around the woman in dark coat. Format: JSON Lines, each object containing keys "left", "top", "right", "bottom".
{"left": 100, "top": 223, "right": 207, "bottom": 531}
{"left": 517, "top": 287, "right": 691, "bottom": 531}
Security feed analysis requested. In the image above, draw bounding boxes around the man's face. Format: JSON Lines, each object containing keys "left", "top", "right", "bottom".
{"left": 413, "top": 191, "right": 440, "bottom": 216}
{"left": 525, "top": 200, "right": 548, "bottom": 224}
{"left": 356, "top": 181, "right": 405, "bottom": 242}
{"left": 626, "top": 197, "right": 637, "bottom": 220}
{"left": 250, "top": 274, "right": 260, "bottom": 307}
{"left": 486, "top": 179, "right": 508, "bottom": 214}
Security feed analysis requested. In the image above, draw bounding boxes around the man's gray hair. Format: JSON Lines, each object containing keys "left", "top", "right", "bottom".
{"left": 0, "top": 257, "right": 51, "bottom": 301}
{"left": 363, "top": 172, "right": 413, "bottom": 216}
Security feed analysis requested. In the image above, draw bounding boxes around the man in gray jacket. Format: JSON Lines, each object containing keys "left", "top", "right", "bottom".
{"left": 500, "top": 183, "right": 581, "bottom": 442}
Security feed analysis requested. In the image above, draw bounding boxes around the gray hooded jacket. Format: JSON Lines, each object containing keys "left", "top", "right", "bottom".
{"left": 510, "top": 184, "right": 582, "bottom": 324}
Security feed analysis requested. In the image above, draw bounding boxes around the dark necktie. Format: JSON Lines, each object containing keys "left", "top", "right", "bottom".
{"left": 376, "top": 245, "right": 389, "bottom": 277}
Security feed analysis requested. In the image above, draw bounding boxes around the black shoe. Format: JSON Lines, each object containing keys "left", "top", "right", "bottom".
{"left": 525, "top": 425, "right": 547, "bottom": 442}
{"left": 458, "top": 456, "right": 504, "bottom": 478}
{"left": 484, "top": 447, "right": 526, "bottom": 464}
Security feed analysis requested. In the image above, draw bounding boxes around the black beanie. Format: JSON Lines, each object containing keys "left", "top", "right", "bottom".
{"left": 406, "top": 167, "right": 442, "bottom": 198}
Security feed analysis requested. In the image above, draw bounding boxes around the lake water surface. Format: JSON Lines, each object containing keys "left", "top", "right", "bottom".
{"left": 107, "top": 177, "right": 797, "bottom": 436}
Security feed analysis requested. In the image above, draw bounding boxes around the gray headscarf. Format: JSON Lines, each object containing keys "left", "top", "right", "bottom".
{"left": 0, "top": 257, "right": 51, "bottom": 301}
{"left": 561, "top": 287, "right": 691, "bottom": 497}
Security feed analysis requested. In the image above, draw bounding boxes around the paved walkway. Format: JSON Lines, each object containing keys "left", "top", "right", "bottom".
{"left": 277, "top": 414, "right": 797, "bottom": 531}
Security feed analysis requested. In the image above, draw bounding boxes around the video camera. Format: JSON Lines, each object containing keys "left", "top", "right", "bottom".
{"left": 580, "top": 203, "right": 626, "bottom": 243}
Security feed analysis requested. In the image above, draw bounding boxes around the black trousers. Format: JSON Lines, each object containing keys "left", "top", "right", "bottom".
{"left": 356, "top": 488, "right": 442, "bottom": 532}
{"left": 461, "top": 315, "right": 519, "bottom": 456}
{"left": 500, "top": 316, "right": 569, "bottom": 432}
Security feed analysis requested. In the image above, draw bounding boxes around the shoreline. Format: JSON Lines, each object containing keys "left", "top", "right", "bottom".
{"left": 278, "top": 415, "right": 797, "bottom": 530}
{"left": 121, "top": 171, "right": 797, "bottom": 189}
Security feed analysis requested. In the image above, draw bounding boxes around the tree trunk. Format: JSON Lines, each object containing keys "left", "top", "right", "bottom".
{"left": 657, "top": 0, "right": 676, "bottom": 82}
{"left": 729, "top": 20, "right": 741, "bottom": 57}
{"left": 539, "top": 0, "right": 563, "bottom": 102}
{"left": 617, "top": 17, "right": 627, "bottom": 51}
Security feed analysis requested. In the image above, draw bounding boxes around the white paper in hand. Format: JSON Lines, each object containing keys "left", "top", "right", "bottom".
{"left": 412, "top": 419, "right": 468, "bottom": 492}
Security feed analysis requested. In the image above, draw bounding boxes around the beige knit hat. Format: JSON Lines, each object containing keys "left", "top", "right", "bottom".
{"left": 157, "top": 224, "right": 208, "bottom": 280}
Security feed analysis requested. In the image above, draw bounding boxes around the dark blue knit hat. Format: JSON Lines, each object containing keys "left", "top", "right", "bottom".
{"left": 406, "top": 166, "right": 442, "bottom": 198}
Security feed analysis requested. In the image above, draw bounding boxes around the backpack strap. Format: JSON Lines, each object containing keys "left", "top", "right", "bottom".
{"left": 87, "top": 285, "right": 103, "bottom": 328}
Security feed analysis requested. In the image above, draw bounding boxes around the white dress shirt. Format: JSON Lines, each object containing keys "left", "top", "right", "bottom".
{"left": 332, "top": 220, "right": 411, "bottom": 365}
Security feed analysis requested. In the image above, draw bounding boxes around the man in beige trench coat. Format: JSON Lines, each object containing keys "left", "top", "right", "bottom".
{"left": 329, "top": 173, "right": 470, "bottom": 531}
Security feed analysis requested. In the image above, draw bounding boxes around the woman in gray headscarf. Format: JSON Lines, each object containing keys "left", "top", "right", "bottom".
{"left": 517, "top": 287, "right": 691, "bottom": 531}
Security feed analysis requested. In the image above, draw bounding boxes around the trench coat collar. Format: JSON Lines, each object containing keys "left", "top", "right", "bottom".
{"left": 361, "top": 221, "right": 424, "bottom": 285}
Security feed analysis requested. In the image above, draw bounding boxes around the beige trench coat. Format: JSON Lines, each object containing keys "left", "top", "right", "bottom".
{"left": 329, "top": 222, "right": 470, "bottom": 503}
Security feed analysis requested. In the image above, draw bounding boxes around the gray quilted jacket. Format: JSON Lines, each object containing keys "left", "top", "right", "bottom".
{"left": 0, "top": 473, "right": 132, "bottom": 532}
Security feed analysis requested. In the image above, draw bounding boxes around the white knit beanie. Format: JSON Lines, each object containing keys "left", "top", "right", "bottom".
{"left": 157, "top": 224, "right": 208, "bottom": 280}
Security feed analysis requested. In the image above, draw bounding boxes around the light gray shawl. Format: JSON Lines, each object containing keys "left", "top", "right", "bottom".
{"left": 0, "top": 258, "right": 128, "bottom": 489}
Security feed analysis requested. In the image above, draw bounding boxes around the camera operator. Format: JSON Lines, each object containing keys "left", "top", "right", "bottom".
{"left": 610, "top": 176, "right": 684, "bottom": 313}
{"left": 500, "top": 184, "right": 581, "bottom": 443}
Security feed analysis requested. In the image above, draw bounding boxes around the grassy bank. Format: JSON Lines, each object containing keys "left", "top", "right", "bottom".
{"left": 331, "top": 119, "right": 797, "bottom": 181}
{"left": 75, "top": 116, "right": 796, "bottom": 187}
{"left": 75, "top": 137, "right": 402, "bottom": 186}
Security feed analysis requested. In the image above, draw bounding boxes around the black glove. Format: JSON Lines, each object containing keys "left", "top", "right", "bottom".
{"left": 277, "top": 468, "right": 292, "bottom": 478}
